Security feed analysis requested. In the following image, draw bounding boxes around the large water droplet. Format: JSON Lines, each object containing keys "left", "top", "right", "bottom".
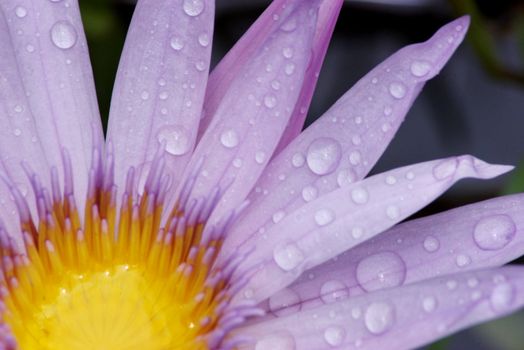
{"left": 473, "top": 215, "right": 516, "bottom": 251}
{"left": 356, "top": 251, "right": 406, "bottom": 292}
{"left": 183, "top": 0, "right": 204, "bottom": 16}
{"left": 50, "top": 21, "right": 77, "bottom": 49}
{"left": 220, "top": 129, "right": 239, "bottom": 148}
{"left": 410, "top": 60, "right": 432, "bottom": 77}
{"left": 433, "top": 158, "right": 458, "bottom": 180}
{"left": 490, "top": 283, "right": 515, "bottom": 312}
{"left": 351, "top": 187, "right": 369, "bottom": 205}
{"left": 273, "top": 243, "right": 304, "bottom": 271}
{"left": 315, "top": 209, "right": 335, "bottom": 226}
{"left": 269, "top": 288, "right": 301, "bottom": 316}
{"left": 388, "top": 82, "right": 406, "bottom": 99}
{"left": 324, "top": 326, "right": 346, "bottom": 347}
{"left": 255, "top": 334, "right": 296, "bottom": 350}
{"left": 157, "top": 125, "right": 191, "bottom": 156}
{"left": 423, "top": 235, "right": 440, "bottom": 253}
{"left": 364, "top": 302, "right": 395, "bottom": 334}
{"left": 306, "top": 138, "right": 342, "bottom": 175}
{"left": 320, "top": 280, "right": 349, "bottom": 304}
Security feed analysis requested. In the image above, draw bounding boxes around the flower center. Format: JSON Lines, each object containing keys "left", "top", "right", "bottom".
{"left": 0, "top": 151, "right": 247, "bottom": 349}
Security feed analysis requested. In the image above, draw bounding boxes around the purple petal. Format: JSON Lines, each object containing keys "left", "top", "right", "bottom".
{"left": 107, "top": 0, "right": 214, "bottom": 191}
{"left": 178, "top": 1, "right": 321, "bottom": 221}
{"left": 231, "top": 156, "right": 511, "bottom": 303}
{"left": 0, "top": 1, "right": 103, "bottom": 223}
{"left": 222, "top": 16, "right": 470, "bottom": 257}
{"left": 285, "top": 193, "right": 524, "bottom": 311}
{"left": 200, "top": 0, "right": 343, "bottom": 145}
{"left": 239, "top": 266, "right": 524, "bottom": 350}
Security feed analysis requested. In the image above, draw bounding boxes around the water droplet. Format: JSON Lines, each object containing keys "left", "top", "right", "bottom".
{"left": 291, "top": 153, "right": 305, "bottom": 167}
{"left": 473, "top": 215, "right": 516, "bottom": 251}
{"left": 183, "top": 0, "right": 204, "bottom": 16}
{"left": 198, "top": 32, "right": 209, "bottom": 47}
{"left": 352, "top": 227, "right": 364, "bottom": 239}
{"left": 467, "top": 277, "right": 479, "bottom": 288}
{"left": 351, "top": 135, "right": 361, "bottom": 145}
{"left": 324, "top": 326, "right": 346, "bottom": 347}
{"left": 282, "top": 47, "right": 294, "bottom": 58}
{"left": 423, "top": 235, "right": 440, "bottom": 253}
{"left": 364, "top": 302, "right": 395, "bottom": 334}
{"left": 255, "top": 151, "right": 266, "bottom": 164}
{"left": 351, "top": 187, "right": 369, "bottom": 205}
{"left": 446, "top": 279, "right": 458, "bottom": 290}
{"left": 306, "top": 138, "right": 342, "bottom": 175}
{"left": 302, "top": 186, "right": 318, "bottom": 202}
{"left": 455, "top": 254, "right": 471, "bottom": 267}
{"left": 271, "top": 80, "right": 281, "bottom": 90}
{"left": 50, "top": 21, "right": 77, "bottom": 49}
{"left": 273, "top": 243, "right": 304, "bottom": 271}
{"left": 13, "top": 105, "right": 23, "bottom": 113}
{"left": 490, "top": 283, "right": 515, "bottom": 312}
{"left": 220, "top": 129, "right": 239, "bottom": 148}
{"left": 349, "top": 151, "right": 361, "bottom": 165}
{"left": 315, "top": 209, "right": 335, "bottom": 226}
{"left": 285, "top": 63, "right": 295, "bottom": 75}
{"left": 269, "top": 288, "right": 301, "bottom": 316}
{"left": 422, "top": 296, "right": 437, "bottom": 313}
{"left": 356, "top": 251, "right": 406, "bottom": 292}
{"left": 271, "top": 210, "right": 286, "bottom": 224}
{"left": 337, "top": 169, "right": 357, "bottom": 187}
{"left": 157, "top": 125, "right": 191, "bottom": 156}
{"left": 15, "top": 6, "right": 27, "bottom": 18}
{"left": 159, "top": 91, "right": 169, "bottom": 100}
{"left": 195, "top": 60, "right": 206, "bottom": 72}
{"left": 264, "top": 94, "right": 277, "bottom": 108}
{"left": 405, "top": 171, "right": 415, "bottom": 180}
{"left": 232, "top": 158, "right": 243, "bottom": 168}
{"left": 386, "top": 205, "right": 400, "bottom": 220}
{"left": 170, "top": 36, "right": 184, "bottom": 51}
{"left": 385, "top": 175, "right": 397, "bottom": 185}
{"left": 26, "top": 44, "right": 35, "bottom": 53}
{"left": 140, "top": 91, "right": 150, "bottom": 100}
{"left": 388, "top": 82, "right": 406, "bottom": 99}
{"left": 280, "top": 18, "right": 297, "bottom": 32}
{"left": 410, "top": 60, "right": 432, "bottom": 77}
{"left": 320, "top": 280, "right": 349, "bottom": 304}
{"left": 13, "top": 128, "right": 21, "bottom": 136}
{"left": 255, "top": 334, "right": 296, "bottom": 350}
{"left": 433, "top": 158, "right": 458, "bottom": 180}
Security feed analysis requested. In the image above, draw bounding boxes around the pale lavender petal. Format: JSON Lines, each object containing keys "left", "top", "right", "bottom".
{"left": 0, "top": 1, "right": 103, "bottom": 218}
{"left": 222, "top": 16, "right": 470, "bottom": 257}
{"left": 239, "top": 266, "right": 524, "bottom": 350}
{"left": 199, "top": 0, "right": 343, "bottom": 144}
{"left": 285, "top": 193, "right": 524, "bottom": 311}
{"left": 107, "top": 0, "right": 214, "bottom": 191}
{"left": 232, "top": 156, "right": 511, "bottom": 303}
{"left": 178, "top": 1, "right": 320, "bottom": 221}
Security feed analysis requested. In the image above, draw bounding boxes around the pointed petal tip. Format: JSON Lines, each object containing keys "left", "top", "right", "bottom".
{"left": 457, "top": 155, "right": 514, "bottom": 179}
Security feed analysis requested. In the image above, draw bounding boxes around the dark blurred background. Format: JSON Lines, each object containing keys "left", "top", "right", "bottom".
{"left": 79, "top": 0, "right": 524, "bottom": 348}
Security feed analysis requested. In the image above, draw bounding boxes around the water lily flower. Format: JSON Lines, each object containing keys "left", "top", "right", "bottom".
{"left": 0, "top": 0, "right": 522, "bottom": 349}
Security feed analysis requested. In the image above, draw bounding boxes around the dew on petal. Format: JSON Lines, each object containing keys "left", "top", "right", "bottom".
{"left": 337, "top": 169, "right": 357, "bottom": 187}
{"left": 422, "top": 296, "right": 437, "bottom": 313}
{"left": 423, "top": 235, "right": 440, "bottom": 253}
{"left": 183, "top": 0, "right": 204, "bottom": 17}
{"left": 490, "top": 283, "right": 515, "bottom": 312}
{"left": 410, "top": 60, "right": 432, "bottom": 77}
{"left": 455, "top": 254, "right": 471, "bottom": 267}
{"left": 255, "top": 151, "right": 266, "bottom": 164}
{"left": 273, "top": 243, "right": 304, "bottom": 271}
{"left": 324, "top": 326, "right": 346, "bottom": 347}
{"left": 473, "top": 215, "right": 516, "bottom": 251}
{"left": 386, "top": 205, "right": 400, "bottom": 220}
{"left": 220, "top": 129, "right": 239, "bottom": 148}
{"left": 197, "top": 32, "right": 209, "bottom": 47}
{"left": 320, "top": 280, "right": 349, "bottom": 304}
{"left": 364, "top": 302, "right": 395, "bottom": 334}
{"left": 264, "top": 94, "right": 277, "bottom": 108}
{"left": 388, "top": 82, "right": 406, "bottom": 99}
{"left": 157, "top": 125, "right": 191, "bottom": 156}
{"left": 351, "top": 187, "right": 369, "bottom": 205}
{"left": 170, "top": 36, "right": 184, "bottom": 51}
{"left": 314, "top": 209, "right": 335, "bottom": 226}
{"left": 50, "top": 21, "right": 78, "bottom": 49}
{"left": 301, "top": 186, "right": 318, "bottom": 202}
{"left": 356, "top": 251, "right": 406, "bottom": 292}
{"left": 306, "top": 138, "right": 342, "bottom": 175}
{"left": 291, "top": 153, "right": 305, "bottom": 168}
{"left": 268, "top": 288, "right": 301, "bottom": 316}
{"left": 272, "top": 210, "right": 285, "bottom": 224}
{"left": 15, "top": 6, "right": 27, "bottom": 18}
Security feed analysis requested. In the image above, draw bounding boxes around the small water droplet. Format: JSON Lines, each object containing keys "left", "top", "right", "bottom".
{"left": 272, "top": 210, "right": 285, "bottom": 223}
{"left": 271, "top": 80, "right": 281, "bottom": 90}
{"left": 320, "top": 280, "right": 349, "bottom": 304}
{"left": 473, "top": 215, "right": 516, "bottom": 251}
{"left": 285, "top": 63, "right": 295, "bottom": 75}
{"left": 291, "top": 153, "right": 305, "bottom": 168}
{"left": 140, "top": 91, "right": 150, "bottom": 100}
{"left": 385, "top": 175, "right": 397, "bottom": 185}
{"left": 232, "top": 158, "right": 243, "bottom": 168}
{"left": 273, "top": 243, "right": 304, "bottom": 271}
{"left": 315, "top": 209, "right": 335, "bottom": 226}
{"left": 255, "top": 151, "right": 266, "bottom": 164}
{"left": 50, "top": 21, "right": 77, "bottom": 49}
{"left": 337, "top": 169, "right": 357, "bottom": 187}
{"left": 356, "top": 251, "right": 406, "bottom": 292}
{"left": 349, "top": 150, "right": 361, "bottom": 165}
{"left": 388, "top": 82, "right": 406, "bottom": 99}
{"left": 351, "top": 187, "right": 369, "bottom": 205}
{"left": 423, "top": 235, "right": 440, "bottom": 253}
{"left": 220, "top": 129, "right": 239, "bottom": 148}
{"left": 422, "top": 296, "right": 437, "bottom": 313}
{"left": 446, "top": 279, "right": 458, "bottom": 290}
{"left": 364, "top": 302, "right": 395, "bottom": 334}
{"left": 269, "top": 288, "right": 301, "bottom": 316}
{"left": 13, "top": 105, "right": 23, "bottom": 113}
{"left": 198, "top": 32, "right": 209, "bottom": 47}
{"left": 490, "top": 283, "right": 515, "bottom": 312}
{"left": 170, "top": 36, "right": 184, "bottom": 50}
{"left": 159, "top": 91, "right": 169, "bottom": 100}
{"left": 386, "top": 205, "right": 400, "bottom": 220}
{"left": 455, "top": 254, "right": 471, "bottom": 267}
{"left": 264, "top": 94, "right": 277, "bottom": 108}
{"left": 352, "top": 227, "right": 364, "bottom": 239}
{"left": 195, "top": 60, "right": 206, "bottom": 72}
{"left": 183, "top": 0, "right": 204, "bottom": 16}
{"left": 280, "top": 18, "right": 297, "bottom": 32}
{"left": 351, "top": 135, "right": 361, "bottom": 145}
{"left": 282, "top": 47, "right": 294, "bottom": 58}
{"left": 26, "top": 44, "right": 35, "bottom": 53}
{"left": 410, "top": 60, "right": 432, "bottom": 77}
{"left": 157, "top": 125, "right": 191, "bottom": 156}
{"left": 324, "top": 326, "right": 346, "bottom": 347}
{"left": 433, "top": 158, "right": 458, "bottom": 180}
{"left": 306, "top": 138, "right": 342, "bottom": 175}
{"left": 302, "top": 186, "right": 318, "bottom": 202}
{"left": 13, "top": 128, "right": 21, "bottom": 136}
{"left": 15, "top": 6, "right": 27, "bottom": 18}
